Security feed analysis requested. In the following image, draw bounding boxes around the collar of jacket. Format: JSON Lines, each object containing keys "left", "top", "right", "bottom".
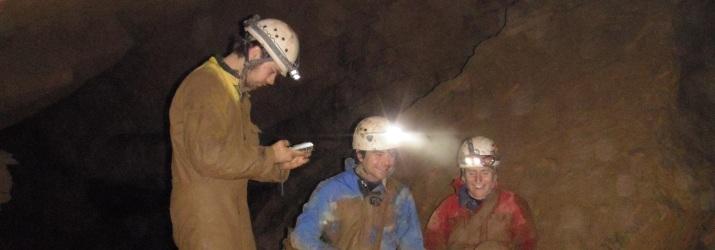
{"left": 458, "top": 186, "right": 482, "bottom": 212}
{"left": 213, "top": 55, "right": 249, "bottom": 98}
{"left": 453, "top": 178, "right": 501, "bottom": 213}
{"left": 354, "top": 164, "right": 387, "bottom": 190}
{"left": 353, "top": 165, "right": 387, "bottom": 207}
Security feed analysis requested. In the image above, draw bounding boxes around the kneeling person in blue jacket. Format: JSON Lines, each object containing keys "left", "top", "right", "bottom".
{"left": 288, "top": 116, "right": 424, "bottom": 250}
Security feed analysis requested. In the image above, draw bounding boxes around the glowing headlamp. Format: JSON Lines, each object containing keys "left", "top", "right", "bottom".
{"left": 461, "top": 154, "right": 498, "bottom": 168}
{"left": 384, "top": 125, "right": 404, "bottom": 144}
{"left": 289, "top": 69, "right": 301, "bottom": 80}
{"left": 464, "top": 156, "right": 479, "bottom": 166}
{"left": 380, "top": 123, "right": 423, "bottom": 148}
{"left": 362, "top": 123, "right": 409, "bottom": 148}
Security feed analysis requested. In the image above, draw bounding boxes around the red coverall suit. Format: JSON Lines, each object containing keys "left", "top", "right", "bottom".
{"left": 424, "top": 179, "right": 537, "bottom": 250}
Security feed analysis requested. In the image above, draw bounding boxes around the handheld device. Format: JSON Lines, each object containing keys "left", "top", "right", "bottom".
{"left": 290, "top": 142, "right": 314, "bottom": 152}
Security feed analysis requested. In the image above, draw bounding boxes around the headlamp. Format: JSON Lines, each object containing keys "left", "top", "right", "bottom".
{"left": 289, "top": 69, "right": 301, "bottom": 80}
{"left": 384, "top": 125, "right": 405, "bottom": 144}
{"left": 380, "top": 123, "right": 423, "bottom": 147}
{"left": 461, "top": 154, "right": 498, "bottom": 168}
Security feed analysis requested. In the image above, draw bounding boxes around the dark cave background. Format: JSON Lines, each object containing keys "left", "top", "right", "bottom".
{"left": 1, "top": 0, "right": 714, "bottom": 249}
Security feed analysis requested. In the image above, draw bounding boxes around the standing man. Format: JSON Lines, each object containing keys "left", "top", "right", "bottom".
{"left": 169, "top": 15, "right": 310, "bottom": 250}
{"left": 288, "top": 116, "right": 424, "bottom": 250}
{"left": 424, "top": 136, "right": 537, "bottom": 250}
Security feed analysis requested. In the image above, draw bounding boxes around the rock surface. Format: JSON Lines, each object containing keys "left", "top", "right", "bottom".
{"left": 0, "top": 0, "right": 713, "bottom": 249}
{"left": 397, "top": 0, "right": 715, "bottom": 249}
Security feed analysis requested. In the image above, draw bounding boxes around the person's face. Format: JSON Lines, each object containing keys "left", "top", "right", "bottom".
{"left": 244, "top": 61, "right": 279, "bottom": 91}
{"left": 357, "top": 150, "right": 397, "bottom": 182}
{"left": 244, "top": 47, "right": 280, "bottom": 91}
{"left": 462, "top": 168, "right": 497, "bottom": 200}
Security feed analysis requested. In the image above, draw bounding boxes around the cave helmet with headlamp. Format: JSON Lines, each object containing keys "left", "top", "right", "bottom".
{"left": 458, "top": 136, "right": 500, "bottom": 169}
{"left": 243, "top": 15, "right": 301, "bottom": 80}
{"left": 352, "top": 116, "right": 406, "bottom": 151}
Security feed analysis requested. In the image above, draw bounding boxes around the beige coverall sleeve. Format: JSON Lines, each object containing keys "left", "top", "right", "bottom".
{"left": 178, "top": 71, "right": 288, "bottom": 181}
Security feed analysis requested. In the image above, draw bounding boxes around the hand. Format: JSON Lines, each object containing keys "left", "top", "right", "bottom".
{"left": 278, "top": 154, "right": 310, "bottom": 170}
{"left": 271, "top": 140, "right": 311, "bottom": 170}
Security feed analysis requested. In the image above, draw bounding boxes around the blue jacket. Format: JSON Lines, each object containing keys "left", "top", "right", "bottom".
{"left": 290, "top": 159, "right": 424, "bottom": 249}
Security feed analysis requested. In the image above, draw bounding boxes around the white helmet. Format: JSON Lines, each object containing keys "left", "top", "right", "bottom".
{"left": 244, "top": 15, "right": 300, "bottom": 80}
{"left": 458, "top": 136, "right": 500, "bottom": 169}
{"left": 352, "top": 116, "right": 403, "bottom": 151}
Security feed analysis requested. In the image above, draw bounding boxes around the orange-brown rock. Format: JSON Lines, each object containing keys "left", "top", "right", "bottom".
{"left": 398, "top": 1, "right": 714, "bottom": 249}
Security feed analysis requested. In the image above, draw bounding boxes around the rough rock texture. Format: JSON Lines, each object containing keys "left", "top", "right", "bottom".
{"left": 0, "top": 0, "right": 134, "bottom": 130}
{"left": 396, "top": 0, "right": 715, "bottom": 249}
{"left": 0, "top": 0, "right": 713, "bottom": 249}
{"left": 0, "top": 150, "right": 17, "bottom": 204}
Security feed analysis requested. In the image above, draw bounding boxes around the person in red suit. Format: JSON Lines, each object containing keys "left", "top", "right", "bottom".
{"left": 424, "top": 136, "right": 537, "bottom": 250}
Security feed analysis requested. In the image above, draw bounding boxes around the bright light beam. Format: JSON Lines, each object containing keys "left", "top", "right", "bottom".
{"left": 384, "top": 123, "right": 425, "bottom": 148}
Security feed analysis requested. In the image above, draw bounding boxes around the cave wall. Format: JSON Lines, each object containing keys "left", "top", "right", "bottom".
{"left": 0, "top": 1, "right": 260, "bottom": 248}
{"left": 0, "top": 150, "right": 16, "bottom": 205}
{"left": 0, "top": 0, "right": 713, "bottom": 249}
{"left": 0, "top": 0, "right": 517, "bottom": 248}
{"left": 396, "top": 0, "right": 715, "bottom": 249}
